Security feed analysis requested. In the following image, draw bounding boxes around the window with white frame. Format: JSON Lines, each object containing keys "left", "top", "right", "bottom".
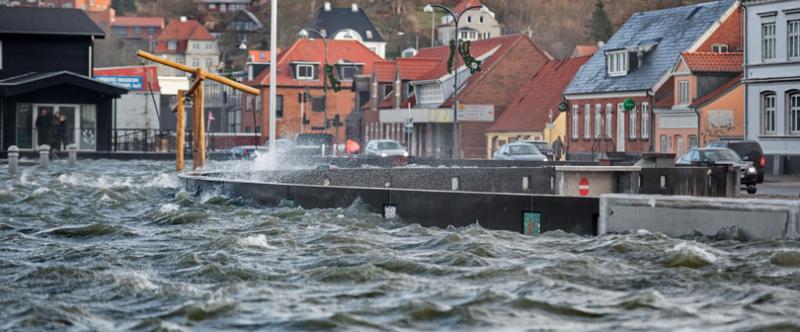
{"left": 584, "top": 104, "right": 591, "bottom": 139}
{"left": 607, "top": 50, "right": 628, "bottom": 76}
{"left": 660, "top": 135, "right": 670, "bottom": 153}
{"left": 417, "top": 84, "right": 443, "bottom": 105}
{"left": 789, "top": 92, "right": 800, "bottom": 134}
{"left": 605, "top": 103, "right": 613, "bottom": 138}
{"left": 762, "top": 23, "right": 776, "bottom": 61}
{"left": 192, "top": 42, "right": 199, "bottom": 50}
{"left": 296, "top": 64, "right": 315, "bottom": 80}
{"left": 689, "top": 135, "right": 698, "bottom": 148}
{"left": 762, "top": 92, "right": 776, "bottom": 134}
{"left": 629, "top": 104, "right": 637, "bottom": 139}
{"left": 594, "top": 104, "right": 602, "bottom": 138}
{"left": 192, "top": 58, "right": 199, "bottom": 67}
{"left": 712, "top": 44, "right": 728, "bottom": 53}
{"left": 168, "top": 40, "right": 177, "bottom": 50}
{"left": 480, "top": 16, "right": 484, "bottom": 23}
{"left": 467, "top": 16, "right": 472, "bottom": 23}
{"left": 617, "top": 103, "right": 625, "bottom": 137}
{"left": 572, "top": 105, "right": 579, "bottom": 139}
{"left": 641, "top": 102, "right": 650, "bottom": 139}
{"left": 205, "top": 58, "right": 213, "bottom": 70}
{"left": 679, "top": 80, "right": 690, "bottom": 105}
{"left": 789, "top": 20, "right": 800, "bottom": 60}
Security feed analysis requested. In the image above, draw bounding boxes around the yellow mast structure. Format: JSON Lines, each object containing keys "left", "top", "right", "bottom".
{"left": 136, "top": 50, "right": 260, "bottom": 171}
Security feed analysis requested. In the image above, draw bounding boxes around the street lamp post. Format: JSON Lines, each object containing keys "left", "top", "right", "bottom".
{"left": 424, "top": 3, "right": 488, "bottom": 159}
{"left": 299, "top": 29, "right": 329, "bottom": 134}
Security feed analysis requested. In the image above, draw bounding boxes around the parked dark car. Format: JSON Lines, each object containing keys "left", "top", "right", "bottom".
{"left": 676, "top": 147, "right": 759, "bottom": 194}
{"left": 293, "top": 133, "right": 335, "bottom": 156}
{"left": 706, "top": 140, "right": 765, "bottom": 183}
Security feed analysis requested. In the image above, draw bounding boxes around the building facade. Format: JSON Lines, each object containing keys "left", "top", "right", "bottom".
{"left": 564, "top": 0, "right": 740, "bottom": 160}
{"left": 0, "top": 7, "right": 126, "bottom": 153}
{"left": 654, "top": 52, "right": 744, "bottom": 156}
{"left": 154, "top": 17, "right": 220, "bottom": 77}
{"left": 196, "top": 0, "right": 251, "bottom": 13}
{"left": 436, "top": 0, "right": 502, "bottom": 46}
{"left": 111, "top": 16, "right": 164, "bottom": 44}
{"left": 0, "top": 0, "right": 110, "bottom": 11}
{"left": 743, "top": 0, "right": 800, "bottom": 174}
{"left": 246, "top": 39, "right": 383, "bottom": 144}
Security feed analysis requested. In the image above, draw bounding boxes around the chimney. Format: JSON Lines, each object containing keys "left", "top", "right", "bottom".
{"left": 351, "top": 3, "right": 358, "bottom": 12}
{"left": 180, "top": 16, "right": 187, "bottom": 22}
{"left": 324, "top": 2, "right": 332, "bottom": 11}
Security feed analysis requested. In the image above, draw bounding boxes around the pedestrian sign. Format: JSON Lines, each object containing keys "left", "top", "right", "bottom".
{"left": 523, "top": 212, "right": 541, "bottom": 236}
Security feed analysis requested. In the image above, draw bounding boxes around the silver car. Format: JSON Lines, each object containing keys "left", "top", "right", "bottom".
{"left": 364, "top": 139, "right": 409, "bottom": 158}
{"left": 493, "top": 142, "right": 548, "bottom": 161}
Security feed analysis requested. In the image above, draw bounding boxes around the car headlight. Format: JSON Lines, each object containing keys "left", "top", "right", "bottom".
{"left": 747, "top": 166, "right": 757, "bottom": 174}
{"left": 380, "top": 153, "right": 388, "bottom": 158}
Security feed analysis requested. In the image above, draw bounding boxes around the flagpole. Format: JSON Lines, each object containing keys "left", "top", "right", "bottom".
{"left": 268, "top": 0, "right": 278, "bottom": 151}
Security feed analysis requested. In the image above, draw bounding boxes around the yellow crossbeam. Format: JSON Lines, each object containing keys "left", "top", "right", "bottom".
{"left": 136, "top": 50, "right": 260, "bottom": 96}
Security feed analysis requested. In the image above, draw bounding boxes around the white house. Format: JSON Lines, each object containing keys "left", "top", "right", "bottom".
{"left": 743, "top": 0, "right": 800, "bottom": 175}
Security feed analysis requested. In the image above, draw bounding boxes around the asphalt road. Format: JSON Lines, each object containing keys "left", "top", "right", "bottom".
{"left": 753, "top": 176, "right": 800, "bottom": 198}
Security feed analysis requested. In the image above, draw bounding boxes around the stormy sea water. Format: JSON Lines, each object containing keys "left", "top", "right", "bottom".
{"left": 2, "top": 159, "right": 800, "bottom": 331}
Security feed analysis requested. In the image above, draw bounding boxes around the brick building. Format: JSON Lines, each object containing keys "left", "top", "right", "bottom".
{"left": 246, "top": 39, "right": 383, "bottom": 143}
{"left": 366, "top": 35, "right": 552, "bottom": 158}
{"left": 563, "top": 0, "right": 741, "bottom": 160}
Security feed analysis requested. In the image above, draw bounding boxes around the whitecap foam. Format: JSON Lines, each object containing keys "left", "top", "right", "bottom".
{"left": 238, "top": 234, "right": 274, "bottom": 249}
{"left": 663, "top": 241, "right": 719, "bottom": 268}
{"left": 159, "top": 203, "right": 180, "bottom": 213}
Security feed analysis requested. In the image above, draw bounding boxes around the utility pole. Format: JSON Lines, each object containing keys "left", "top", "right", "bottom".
{"left": 268, "top": 0, "right": 278, "bottom": 152}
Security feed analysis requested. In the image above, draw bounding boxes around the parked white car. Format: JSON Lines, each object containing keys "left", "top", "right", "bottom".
{"left": 364, "top": 139, "right": 409, "bottom": 158}
{"left": 493, "top": 142, "right": 548, "bottom": 161}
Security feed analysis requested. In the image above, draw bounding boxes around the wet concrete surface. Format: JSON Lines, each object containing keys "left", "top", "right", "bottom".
{"left": 755, "top": 176, "right": 800, "bottom": 198}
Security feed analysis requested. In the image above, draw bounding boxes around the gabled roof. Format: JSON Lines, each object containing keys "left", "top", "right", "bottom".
{"left": 681, "top": 52, "right": 743, "bottom": 73}
{"left": 0, "top": 6, "right": 104, "bottom": 37}
{"left": 411, "top": 35, "right": 553, "bottom": 108}
{"left": 565, "top": 0, "right": 736, "bottom": 96}
{"left": 251, "top": 39, "right": 384, "bottom": 88}
{"left": 0, "top": 71, "right": 127, "bottom": 97}
{"left": 488, "top": 56, "right": 591, "bottom": 133}
{"left": 691, "top": 74, "right": 742, "bottom": 107}
{"left": 112, "top": 16, "right": 165, "bottom": 28}
{"left": 308, "top": 5, "right": 384, "bottom": 42}
{"left": 155, "top": 19, "right": 215, "bottom": 54}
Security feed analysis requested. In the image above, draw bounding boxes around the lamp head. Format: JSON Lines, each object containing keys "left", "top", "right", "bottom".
{"left": 299, "top": 29, "right": 309, "bottom": 38}
{"left": 423, "top": 4, "right": 433, "bottom": 13}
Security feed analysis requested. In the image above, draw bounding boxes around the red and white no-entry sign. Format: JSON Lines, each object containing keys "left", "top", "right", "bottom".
{"left": 578, "top": 177, "right": 590, "bottom": 196}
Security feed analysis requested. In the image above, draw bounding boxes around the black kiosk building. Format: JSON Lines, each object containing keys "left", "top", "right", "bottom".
{"left": 0, "top": 6, "right": 127, "bottom": 152}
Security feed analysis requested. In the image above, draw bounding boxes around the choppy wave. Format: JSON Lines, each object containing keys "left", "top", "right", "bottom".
{"left": 1, "top": 159, "right": 800, "bottom": 330}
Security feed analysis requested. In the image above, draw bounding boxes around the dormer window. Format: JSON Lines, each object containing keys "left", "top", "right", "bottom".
{"left": 366, "top": 30, "right": 373, "bottom": 39}
{"left": 607, "top": 50, "right": 628, "bottom": 76}
{"left": 712, "top": 43, "right": 728, "bottom": 53}
{"left": 296, "top": 64, "right": 315, "bottom": 80}
{"left": 168, "top": 40, "right": 177, "bottom": 50}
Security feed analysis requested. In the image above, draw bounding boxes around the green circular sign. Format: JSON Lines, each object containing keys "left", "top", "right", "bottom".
{"left": 558, "top": 101, "right": 568, "bottom": 112}
{"left": 623, "top": 98, "right": 636, "bottom": 111}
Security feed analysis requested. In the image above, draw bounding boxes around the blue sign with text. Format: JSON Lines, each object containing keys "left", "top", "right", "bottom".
{"left": 94, "top": 76, "right": 143, "bottom": 90}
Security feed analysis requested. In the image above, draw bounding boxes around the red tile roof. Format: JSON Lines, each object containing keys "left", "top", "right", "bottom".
{"left": 416, "top": 35, "right": 552, "bottom": 108}
{"left": 251, "top": 39, "right": 384, "bottom": 88}
{"left": 155, "top": 19, "right": 214, "bottom": 54}
{"left": 487, "top": 55, "right": 591, "bottom": 133}
{"left": 453, "top": 0, "right": 484, "bottom": 15}
{"left": 113, "top": 16, "right": 164, "bottom": 28}
{"left": 681, "top": 52, "right": 743, "bottom": 73}
{"left": 691, "top": 74, "right": 741, "bottom": 107}
{"left": 373, "top": 58, "right": 441, "bottom": 83}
